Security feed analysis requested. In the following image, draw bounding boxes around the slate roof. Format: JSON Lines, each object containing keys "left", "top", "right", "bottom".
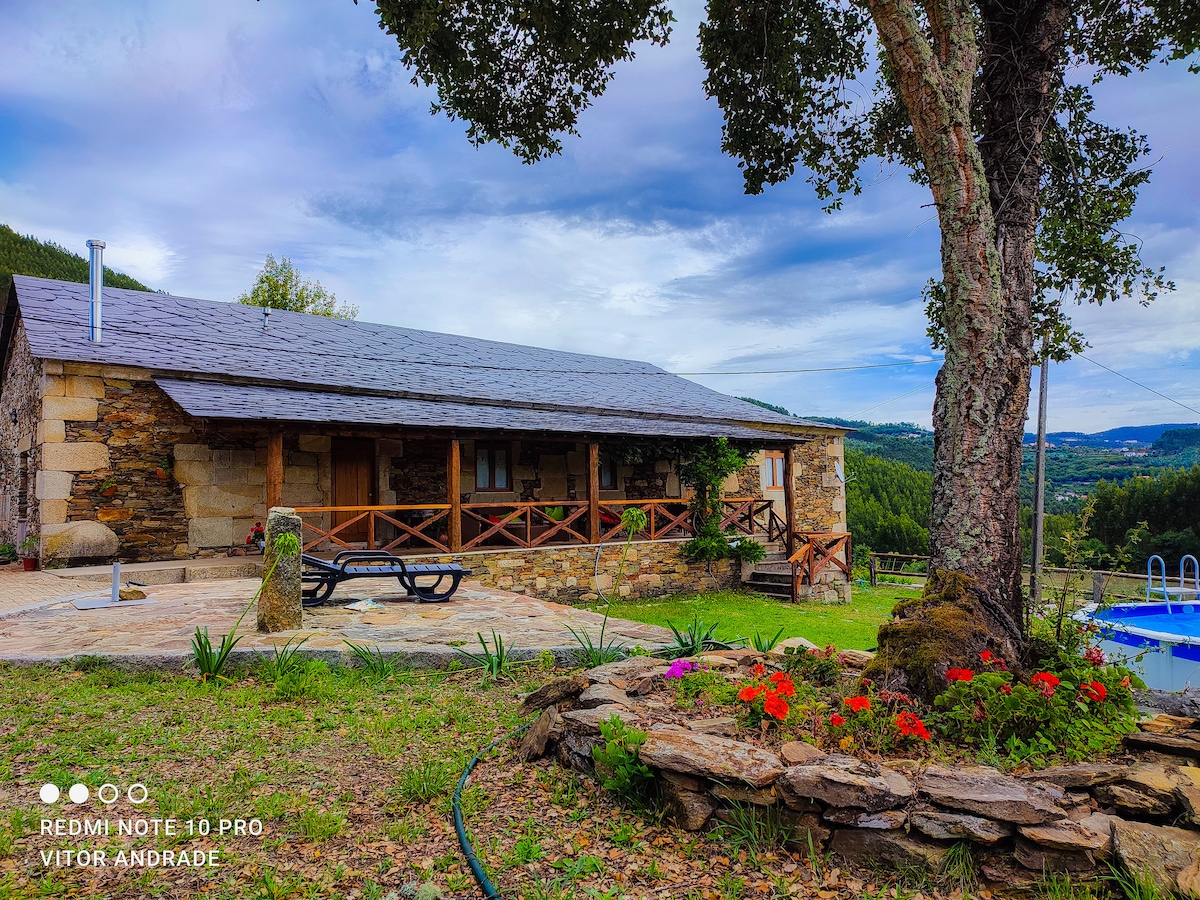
{"left": 8, "top": 276, "right": 839, "bottom": 440}
{"left": 156, "top": 380, "right": 805, "bottom": 441}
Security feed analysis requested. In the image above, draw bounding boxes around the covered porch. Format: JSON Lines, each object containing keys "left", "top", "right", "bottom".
{"left": 257, "top": 433, "right": 793, "bottom": 555}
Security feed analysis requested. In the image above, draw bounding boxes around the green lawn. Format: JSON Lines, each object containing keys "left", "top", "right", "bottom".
{"left": 0, "top": 659, "right": 896, "bottom": 900}
{"left": 604, "top": 584, "right": 913, "bottom": 651}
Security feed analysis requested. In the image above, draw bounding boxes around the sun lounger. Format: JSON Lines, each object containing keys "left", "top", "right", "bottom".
{"left": 301, "top": 550, "right": 470, "bottom": 606}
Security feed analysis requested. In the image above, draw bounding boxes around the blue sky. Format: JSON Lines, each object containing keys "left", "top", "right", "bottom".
{"left": 1, "top": 0, "right": 1197, "bottom": 431}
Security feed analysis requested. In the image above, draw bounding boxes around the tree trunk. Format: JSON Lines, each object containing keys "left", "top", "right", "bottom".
{"left": 863, "top": 0, "right": 1067, "bottom": 696}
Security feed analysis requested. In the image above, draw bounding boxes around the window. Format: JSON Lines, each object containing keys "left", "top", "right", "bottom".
{"left": 475, "top": 444, "right": 511, "bottom": 491}
{"left": 599, "top": 455, "right": 617, "bottom": 490}
{"left": 764, "top": 451, "right": 786, "bottom": 490}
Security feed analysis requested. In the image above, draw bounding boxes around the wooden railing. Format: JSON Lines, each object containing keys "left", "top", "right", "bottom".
{"left": 720, "top": 498, "right": 788, "bottom": 543}
{"left": 598, "top": 499, "right": 695, "bottom": 542}
{"left": 296, "top": 496, "right": 791, "bottom": 554}
{"left": 789, "top": 532, "right": 852, "bottom": 600}
{"left": 293, "top": 504, "right": 451, "bottom": 554}
{"left": 461, "top": 501, "right": 590, "bottom": 551}
{"left": 868, "top": 552, "right": 929, "bottom": 587}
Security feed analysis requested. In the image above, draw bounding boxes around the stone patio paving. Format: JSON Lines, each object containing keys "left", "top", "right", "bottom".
{"left": 0, "top": 572, "right": 672, "bottom": 668}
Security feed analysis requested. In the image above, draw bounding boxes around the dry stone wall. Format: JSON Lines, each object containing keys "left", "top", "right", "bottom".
{"left": 793, "top": 435, "right": 846, "bottom": 533}
{"left": 404, "top": 539, "right": 737, "bottom": 602}
{"left": 0, "top": 322, "right": 41, "bottom": 543}
{"left": 53, "top": 363, "right": 195, "bottom": 562}
{"left": 527, "top": 659, "right": 1200, "bottom": 897}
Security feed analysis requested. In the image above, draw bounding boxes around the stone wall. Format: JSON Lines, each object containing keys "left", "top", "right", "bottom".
{"left": 0, "top": 321, "right": 41, "bottom": 544}
{"left": 404, "top": 539, "right": 737, "bottom": 602}
{"left": 53, "top": 364, "right": 195, "bottom": 562}
{"left": 792, "top": 435, "right": 846, "bottom": 532}
{"left": 531, "top": 658, "right": 1200, "bottom": 897}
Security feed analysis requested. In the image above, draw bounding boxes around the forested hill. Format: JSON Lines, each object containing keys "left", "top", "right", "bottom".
{"left": 737, "top": 399, "right": 936, "bottom": 470}
{"left": 0, "top": 225, "right": 150, "bottom": 297}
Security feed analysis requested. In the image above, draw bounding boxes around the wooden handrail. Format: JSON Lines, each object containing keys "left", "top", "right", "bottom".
{"left": 790, "top": 532, "right": 852, "bottom": 599}
{"left": 295, "top": 504, "right": 451, "bottom": 553}
{"left": 294, "top": 496, "right": 785, "bottom": 555}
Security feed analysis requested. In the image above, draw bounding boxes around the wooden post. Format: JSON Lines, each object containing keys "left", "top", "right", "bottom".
{"left": 267, "top": 432, "right": 283, "bottom": 511}
{"left": 448, "top": 439, "right": 462, "bottom": 552}
{"left": 588, "top": 441, "right": 601, "bottom": 544}
{"left": 782, "top": 444, "right": 796, "bottom": 558}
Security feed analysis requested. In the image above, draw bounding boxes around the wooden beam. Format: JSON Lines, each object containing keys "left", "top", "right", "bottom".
{"left": 447, "top": 439, "right": 462, "bottom": 552}
{"left": 267, "top": 432, "right": 283, "bottom": 511}
{"left": 783, "top": 444, "right": 796, "bottom": 558}
{"left": 587, "top": 441, "right": 601, "bottom": 544}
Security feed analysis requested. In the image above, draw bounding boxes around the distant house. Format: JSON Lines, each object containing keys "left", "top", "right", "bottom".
{"left": 1, "top": 274, "right": 850, "bottom": 600}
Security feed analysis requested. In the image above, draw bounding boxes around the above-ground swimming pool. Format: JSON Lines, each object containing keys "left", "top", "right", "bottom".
{"left": 1080, "top": 602, "right": 1200, "bottom": 692}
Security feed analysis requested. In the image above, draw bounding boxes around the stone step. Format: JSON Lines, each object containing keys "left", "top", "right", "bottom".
{"left": 742, "top": 575, "right": 793, "bottom": 598}
{"left": 48, "top": 558, "right": 262, "bottom": 586}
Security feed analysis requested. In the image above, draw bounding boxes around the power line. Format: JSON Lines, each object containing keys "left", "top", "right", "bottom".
{"left": 1079, "top": 354, "right": 1200, "bottom": 418}
{"left": 674, "top": 360, "right": 940, "bottom": 375}
{"left": 851, "top": 382, "right": 934, "bottom": 418}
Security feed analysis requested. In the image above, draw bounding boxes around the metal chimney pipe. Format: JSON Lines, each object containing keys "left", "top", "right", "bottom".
{"left": 86, "top": 239, "right": 105, "bottom": 342}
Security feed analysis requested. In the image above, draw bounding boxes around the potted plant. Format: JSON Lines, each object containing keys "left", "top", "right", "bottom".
{"left": 18, "top": 534, "right": 39, "bottom": 571}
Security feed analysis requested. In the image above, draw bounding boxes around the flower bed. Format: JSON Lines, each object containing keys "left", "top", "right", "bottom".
{"left": 517, "top": 647, "right": 1200, "bottom": 895}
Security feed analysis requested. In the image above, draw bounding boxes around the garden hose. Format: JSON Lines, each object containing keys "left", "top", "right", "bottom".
{"left": 454, "top": 722, "right": 531, "bottom": 900}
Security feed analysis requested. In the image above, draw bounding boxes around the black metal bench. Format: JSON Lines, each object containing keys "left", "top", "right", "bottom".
{"left": 301, "top": 550, "right": 471, "bottom": 607}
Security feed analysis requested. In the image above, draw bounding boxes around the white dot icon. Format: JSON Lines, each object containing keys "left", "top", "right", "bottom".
{"left": 39, "top": 783, "right": 60, "bottom": 804}
{"left": 68, "top": 783, "right": 89, "bottom": 804}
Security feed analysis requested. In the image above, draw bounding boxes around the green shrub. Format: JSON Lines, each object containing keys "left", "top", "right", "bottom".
{"left": 592, "top": 716, "right": 654, "bottom": 807}
{"left": 783, "top": 644, "right": 843, "bottom": 686}
{"left": 728, "top": 538, "right": 767, "bottom": 564}
{"left": 933, "top": 650, "right": 1140, "bottom": 764}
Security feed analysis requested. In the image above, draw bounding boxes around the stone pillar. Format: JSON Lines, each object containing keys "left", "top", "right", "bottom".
{"left": 257, "top": 506, "right": 303, "bottom": 632}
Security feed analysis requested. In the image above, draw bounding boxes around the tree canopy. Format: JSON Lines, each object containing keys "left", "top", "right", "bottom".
{"left": 0, "top": 224, "right": 150, "bottom": 297}
{"left": 366, "top": 0, "right": 1197, "bottom": 688}
{"left": 237, "top": 254, "right": 358, "bottom": 319}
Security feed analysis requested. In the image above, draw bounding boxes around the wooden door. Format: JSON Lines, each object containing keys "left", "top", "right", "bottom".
{"left": 331, "top": 438, "right": 376, "bottom": 542}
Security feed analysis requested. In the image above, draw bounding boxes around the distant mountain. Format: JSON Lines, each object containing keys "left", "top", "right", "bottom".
{"left": 0, "top": 224, "right": 150, "bottom": 297}
{"left": 1023, "top": 423, "right": 1199, "bottom": 447}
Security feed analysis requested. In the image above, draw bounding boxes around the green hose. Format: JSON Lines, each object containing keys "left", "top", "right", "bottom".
{"left": 453, "top": 722, "right": 531, "bottom": 900}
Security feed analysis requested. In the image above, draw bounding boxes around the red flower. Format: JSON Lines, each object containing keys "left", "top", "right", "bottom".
{"left": 763, "top": 692, "right": 789, "bottom": 721}
{"left": 751, "top": 663, "right": 766, "bottom": 677}
{"left": 977, "top": 650, "right": 1009, "bottom": 671}
{"left": 769, "top": 671, "right": 788, "bottom": 683}
{"left": 844, "top": 696, "right": 871, "bottom": 713}
{"left": 774, "top": 680, "right": 796, "bottom": 698}
{"left": 738, "top": 685, "right": 765, "bottom": 702}
{"left": 829, "top": 713, "right": 846, "bottom": 727}
{"left": 895, "top": 711, "right": 931, "bottom": 741}
{"left": 945, "top": 668, "right": 975, "bottom": 683}
{"left": 1031, "top": 671, "right": 1060, "bottom": 698}
{"left": 1000, "top": 684, "right": 1012, "bottom": 695}
{"left": 1082, "top": 680, "right": 1108, "bottom": 702}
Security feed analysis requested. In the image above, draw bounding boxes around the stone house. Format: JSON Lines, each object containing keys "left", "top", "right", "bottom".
{"left": 1, "top": 274, "right": 850, "bottom": 600}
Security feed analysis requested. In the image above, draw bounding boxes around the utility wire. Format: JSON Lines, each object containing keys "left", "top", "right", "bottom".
{"left": 1079, "top": 354, "right": 1200, "bottom": 418}
{"left": 851, "top": 382, "right": 934, "bottom": 418}
{"left": 674, "top": 360, "right": 940, "bottom": 375}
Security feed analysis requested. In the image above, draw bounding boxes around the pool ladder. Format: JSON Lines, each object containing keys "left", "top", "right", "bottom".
{"left": 1147, "top": 554, "right": 1200, "bottom": 613}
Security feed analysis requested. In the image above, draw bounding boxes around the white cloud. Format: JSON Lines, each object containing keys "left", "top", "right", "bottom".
{"left": 0, "top": 0, "right": 1196, "bottom": 436}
